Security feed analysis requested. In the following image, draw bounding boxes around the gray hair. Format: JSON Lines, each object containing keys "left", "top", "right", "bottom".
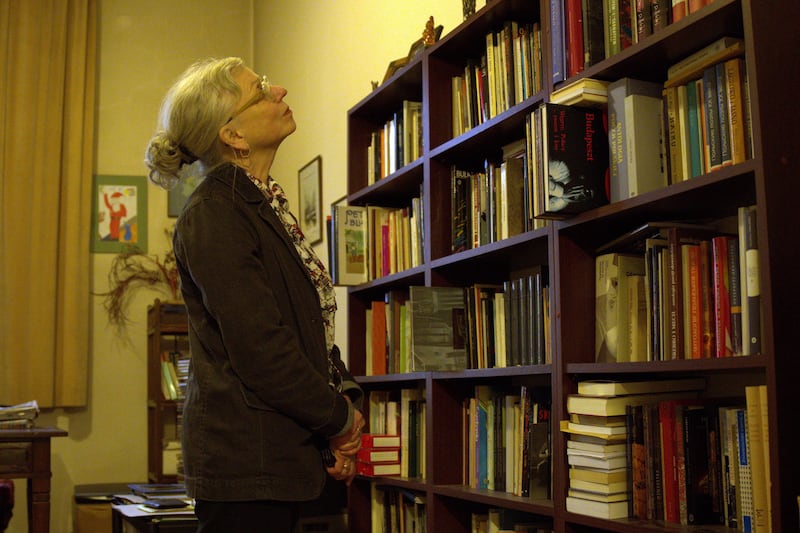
{"left": 145, "top": 57, "right": 244, "bottom": 189}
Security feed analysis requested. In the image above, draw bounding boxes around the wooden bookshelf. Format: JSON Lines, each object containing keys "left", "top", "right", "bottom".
{"left": 146, "top": 298, "right": 189, "bottom": 483}
{"left": 344, "top": 0, "right": 799, "bottom": 531}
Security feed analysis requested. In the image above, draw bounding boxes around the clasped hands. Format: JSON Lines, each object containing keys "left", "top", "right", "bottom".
{"left": 326, "top": 406, "right": 365, "bottom": 486}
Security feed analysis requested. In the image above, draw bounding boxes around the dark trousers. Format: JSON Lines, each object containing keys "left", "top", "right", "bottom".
{"left": 195, "top": 499, "right": 299, "bottom": 533}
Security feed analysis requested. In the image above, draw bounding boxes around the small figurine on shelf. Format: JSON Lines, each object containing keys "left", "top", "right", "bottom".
{"left": 462, "top": 0, "right": 476, "bottom": 19}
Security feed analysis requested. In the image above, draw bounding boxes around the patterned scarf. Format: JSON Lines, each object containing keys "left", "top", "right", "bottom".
{"left": 246, "top": 174, "right": 337, "bottom": 356}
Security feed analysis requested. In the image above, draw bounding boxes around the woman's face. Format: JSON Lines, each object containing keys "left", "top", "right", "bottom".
{"left": 228, "top": 67, "right": 296, "bottom": 150}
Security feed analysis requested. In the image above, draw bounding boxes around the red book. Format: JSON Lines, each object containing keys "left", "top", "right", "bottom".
{"left": 712, "top": 236, "right": 733, "bottom": 357}
{"left": 357, "top": 446, "right": 401, "bottom": 464}
{"left": 360, "top": 433, "right": 401, "bottom": 448}
{"left": 685, "top": 244, "right": 702, "bottom": 359}
{"left": 659, "top": 398, "right": 698, "bottom": 523}
{"left": 672, "top": 0, "right": 687, "bottom": 22}
{"left": 565, "top": 0, "right": 584, "bottom": 77}
{"left": 356, "top": 461, "right": 401, "bottom": 477}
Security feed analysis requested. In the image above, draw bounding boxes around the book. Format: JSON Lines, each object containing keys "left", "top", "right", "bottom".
{"left": 662, "top": 85, "right": 685, "bottom": 184}
{"left": 568, "top": 488, "right": 629, "bottom": 502}
{"left": 724, "top": 57, "right": 747, "bottom": 165}
{"left": 357, "top": 461, "right": 402, "bottom": 477}
{"left": 361, "top": 434, "right": 402, "bottom": 448}
{"left": 685, "top": 79, "right": 704, "bottom": 178}
{"left": 651, "top": 0, "right": 671, "bottom": 32}
{"left": 538, "top": 102, "right": 610, "bottom": 218}
{"left": 671, "top": 0, "right": 687, "bottom": 22}
{"left": 712, "top": 236, "right": 733, "bottom": 357}
{"left": 357, "top": 447, "right": 401, "bottom": 464}
{"left": 578, "top": 377, "right": 705, "bottom": 397}
{"left": 0, "top": 400, "right": 39, "bottom": 422}
{"left": 742, "top": 206, "right": 760, "bottom": 355}
{"left": 595, "top": 253, "right": 646, "bottom": 362}
{"left": 745, "top": 385, "right": 770, "bottom": 531}
{"left": 569, "top": 466, "right": 628, "bottom": 484}
{"left": 624, "top": 93, "right": 668, "bottom": 197}
{"left": 665, "top": 37, "right": 745, "bottom": 87}
{"left": 551, "top": 0, "right": 566, "bottom": 83}
{"left": 736, "top": 408, "right": 754, "bottom": 532}
{"left": 550, "top": 77, "right": 609, "bottom": 107}
{"left": 581, "top": 0, "right": 605, "bottom": 67}
{"left": 634, "top": 0, "right": 653, "bottom": 42}
{"left": 565, "top": 0, "right": 585, "bottom": 77}
{"left": 607, "top": 78, "right": 664, "bottom": 202}
{"left": 715, "top": 62, "right": 732, "bottom": 168}
{"left": 567, "top": 390, "right": 700, "bottom": 417}
{"left": 566, "top": 495, "right": 629, "bottom": 519}
{"left": 408, "top": 285, "right": 467, "bottom": 371}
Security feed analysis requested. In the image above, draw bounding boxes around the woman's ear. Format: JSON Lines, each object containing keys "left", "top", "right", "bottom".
{"left": 218, "top": 124, "right": 246, "bottom": 151}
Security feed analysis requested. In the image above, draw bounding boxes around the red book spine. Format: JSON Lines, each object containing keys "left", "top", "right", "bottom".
{"left": 565, "top": 0, "right": 584, "bottom": 77}
{"left": 361, "top": 433, "right": 401, "bottom": 448}
{"left": 659, "top": 400, "right": 679, "bottom": 523}
{"left": 687, "top": 244, "right": 702, "bottom": 359}
{"left": 712, "top": 236, "right": 732, "bottom": 357}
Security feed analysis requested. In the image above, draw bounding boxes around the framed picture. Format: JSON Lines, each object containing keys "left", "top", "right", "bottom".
{"left": 91, "top": 175, "right": 148, "bottom": 253}
{"left": 168, "top": 164, "right": 203, "bottom": 217}
{"left": 298, "top": 155, "right": 323, "bottom": 245}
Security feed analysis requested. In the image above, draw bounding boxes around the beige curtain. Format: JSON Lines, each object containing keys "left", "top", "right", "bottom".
{"left": 0, "top": 0, "right": 96, "bottom": 407}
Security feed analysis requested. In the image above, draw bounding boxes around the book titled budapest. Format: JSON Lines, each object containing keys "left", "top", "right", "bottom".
{"left": 539, "top": 103, "right": 610, "bottom": 219}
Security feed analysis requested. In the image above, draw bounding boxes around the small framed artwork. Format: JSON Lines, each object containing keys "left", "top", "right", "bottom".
{"left": 298, "top": 155, "right": 323, "bottom": 245}
{"left": 91, "top": 175, "right": 148, "bottom": 253}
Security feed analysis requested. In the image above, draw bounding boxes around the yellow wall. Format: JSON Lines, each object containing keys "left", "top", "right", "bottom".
{"left": 9, "top": 0, "right": 470, "bottom": 531}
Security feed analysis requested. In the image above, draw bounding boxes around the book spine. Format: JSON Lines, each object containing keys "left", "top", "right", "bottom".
{"left": 651, "top": 0, "right": 671, "bottom": 32}
{"left": 743, "top": 206, "right": 760, "bottom": 354}
{"left": 566, "top": 0, "right": 584, "bottom": 77}
{"left": 551, "top": 0, "right": 566, "bottom": 83}
{"left": 659, "top": 401, "right": 679, "bottom": 522}
{"left": 663, "top": 86, "right": 684, "bottom": 184}
{"left": 712, "top": 236, "right": 732, "bottom": 357}
{"left": 725, "top": 58, "right": 747, "bottom": 164}
{"left": 715, "top": 62, "right": 732, "bottom": 167}
{"left": 606, "top": 0, "right": 620, "bottom": 56}
{"left": 618, "top": 0, "right": 634, "bottom": 50}
{"left": 635, "top": 0, "right": 653, "bottom": 42}
{"left": 582, "top": 0, "right": 606, "bottom": 66}
{"left": 685, "top": 79, "right": 704, "bottom": 178}
{"left": 699, "top": 240, "right": 715, "bottom": 358}
{"left": 672, "top": 0, "right": 687, "bottom": 22}
{"left": 702, "top": 66, "right": 722, "bottom": 171}
{"left": 667, "top": 228, "right": 685, "bottom": 360}
{"left": 727, "top": 236, "right": 743, "bottom": 355}
{"left": 745, "top": 386, "right": 769, "bottom": 531}
{"left": 736, "top": 408, "right": 754, "bottom": 532}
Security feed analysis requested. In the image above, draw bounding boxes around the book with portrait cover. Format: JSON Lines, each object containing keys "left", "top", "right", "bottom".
{"left": 538, "top": 102, "right": 610, "bottom": 219}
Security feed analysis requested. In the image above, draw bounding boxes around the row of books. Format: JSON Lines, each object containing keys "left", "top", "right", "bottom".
{"left": 562, "top": 378, "right": 771, "bottom": 530}
{"left": 160, "top": 350, "right": 190, "bottom": 400}
{"left": 329, "top": 196, "right": 423, "bottom": 286}
{"left": 557, "top": 0, "right": 721, "bottom": 80}
{"left": 452, "top": 19, "right": 543, "bottom": 136}
{"left": 370, "top": 484, "right": 426, "bottom": 533}
{"left": 450, "top": 139, "right": 548, "bottom": 254}
{"left": 366, "top": 390, "right": 425, "bottom": 479}
{"left": 470, "top": 508, "right": 553, "bottom": 533}
{"left": 464, "top": 385, "right": 551, "bottom": 499}
{"left": 365, "top": 277, "right": 551, "bottom": 376}
{"left": 595, "top": 213, "right": 761, "bottom": 363}
{"left": 366, "top": 100, "right": 423, "bottom": 184}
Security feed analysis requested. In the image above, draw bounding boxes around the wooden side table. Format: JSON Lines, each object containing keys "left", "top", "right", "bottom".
{"left": 0, "top": 427, "right": 67, "bottom": 533}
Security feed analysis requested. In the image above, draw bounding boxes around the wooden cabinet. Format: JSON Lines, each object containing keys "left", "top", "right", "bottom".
{"left": 146, "top": 299, "right": 189, "bottom": 484}
{"left": 344, "top": 0, "right": 799, "bottom": 531}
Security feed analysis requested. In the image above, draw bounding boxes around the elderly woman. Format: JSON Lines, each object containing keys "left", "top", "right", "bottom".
{"left": 145, "top": 57, "right": 364, "bottom": 532}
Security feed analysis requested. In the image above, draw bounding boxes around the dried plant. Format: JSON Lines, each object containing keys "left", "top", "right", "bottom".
{"left": 97, "top": 228, "right": 180, "bottom": 330}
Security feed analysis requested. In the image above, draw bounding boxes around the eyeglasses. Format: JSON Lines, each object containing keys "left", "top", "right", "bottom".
{"left": 227, "top": 75, "right": 273, "bottom": 123}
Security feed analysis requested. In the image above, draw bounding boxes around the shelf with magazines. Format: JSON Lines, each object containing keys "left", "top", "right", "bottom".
{"left": 342, "top": 0, "right": 798, "bottom": 531}
{"left": 146, "top": 298, "right": 189, "bottom": 484}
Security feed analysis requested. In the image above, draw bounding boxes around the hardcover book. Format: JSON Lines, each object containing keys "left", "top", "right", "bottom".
{"left": 408, "top": 286, "right": 468, "bottom": 371}
{"left": 538, "top": 102, "right": 610, "bottom": 218}
{"left": 332, "top": 204, "right": 368, "bottom": 286}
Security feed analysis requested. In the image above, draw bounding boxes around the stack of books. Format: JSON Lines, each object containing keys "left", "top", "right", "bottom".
{"left": 357, "top": 434, "right": 402, "bottom": 477}
{"left": 562, "top": 377, "right": 706, "bottom": 519}
{"left": 0, "top": 400, "right": 39, "bottom": 428}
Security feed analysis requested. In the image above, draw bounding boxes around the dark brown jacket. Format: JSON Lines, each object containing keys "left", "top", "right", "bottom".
{"left": 173, "top": 163, "right": 360, "bottom": 502}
